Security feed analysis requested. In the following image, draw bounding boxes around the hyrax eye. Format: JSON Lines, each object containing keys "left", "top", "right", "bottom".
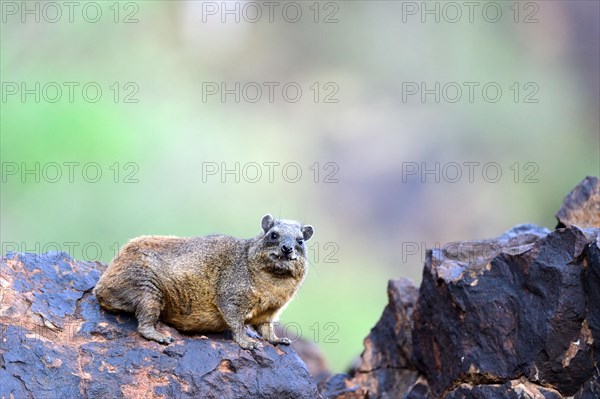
{"left": 270, "top": 232, "right": 279, "bottom": 240}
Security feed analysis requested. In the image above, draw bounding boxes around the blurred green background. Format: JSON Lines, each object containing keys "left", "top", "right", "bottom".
{"left": 1, "top": 1, "right": 598, "bottom": 372}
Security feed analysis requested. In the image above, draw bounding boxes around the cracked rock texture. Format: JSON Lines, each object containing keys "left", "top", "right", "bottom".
{"left": 0, "top": 252, "right": 320, "bottom": 399}
{"left": 412, "top": 224, "right": 599, "bottom": 398}
{"left": 322, "top": 176, "right": 600, "bottom": 399}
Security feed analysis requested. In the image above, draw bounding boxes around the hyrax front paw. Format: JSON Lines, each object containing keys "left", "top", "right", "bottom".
{"left": 237, "top": 337, "right": 263, "bottom": 350}
{"left": 156, "top": 335, "right": 174, "bottom": 345}
{"left": 139, "top": 328, "right": 174, "bottom": 345}
{"left": 270, "top": 337, "right": 291, "bottom": 345}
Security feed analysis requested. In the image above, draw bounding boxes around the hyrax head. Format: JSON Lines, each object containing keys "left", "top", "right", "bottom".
{"left": 260, "top": 214, "right": 314, "bottom": 262}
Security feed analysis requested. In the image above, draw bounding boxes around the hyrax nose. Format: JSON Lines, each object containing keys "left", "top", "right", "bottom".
{"left": 281, "top": 245, "right": 293, "bottom": 254}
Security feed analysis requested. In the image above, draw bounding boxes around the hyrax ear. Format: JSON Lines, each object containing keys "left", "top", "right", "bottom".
{"left": 261, "top": 214, "right": 275, "bottom": 233}
{"left": 302, "top": 225, "right": 314, "bottom": 241}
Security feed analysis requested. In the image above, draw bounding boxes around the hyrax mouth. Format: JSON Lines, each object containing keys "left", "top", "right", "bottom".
{"left": 270, "top": 253, "right": 296, "bottom": 261}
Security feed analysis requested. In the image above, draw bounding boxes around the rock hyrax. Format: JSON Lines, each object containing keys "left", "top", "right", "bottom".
{"left": 93, "top": 214, "right": 314, "bottom": 349}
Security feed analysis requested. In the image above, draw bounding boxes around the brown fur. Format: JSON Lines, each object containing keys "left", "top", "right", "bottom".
{"left": 93, "top": 215, "right": 314, "bottom": 349}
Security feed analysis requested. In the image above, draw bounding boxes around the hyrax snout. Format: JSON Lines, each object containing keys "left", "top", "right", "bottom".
{"left": 93, "top": 214, "right": 314, "bottom": 349}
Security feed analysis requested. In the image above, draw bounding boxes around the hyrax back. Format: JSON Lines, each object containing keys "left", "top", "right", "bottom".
{"left": 93, "top": 215, "right": 314, "bottom": 349}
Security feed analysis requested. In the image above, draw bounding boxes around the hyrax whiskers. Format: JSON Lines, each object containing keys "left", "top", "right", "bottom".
{"left": 93, "top": 215, "right": 314, "bottom": 349}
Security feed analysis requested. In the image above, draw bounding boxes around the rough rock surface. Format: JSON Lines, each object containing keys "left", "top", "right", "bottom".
{"left": 0, "top": 252, "right": 321, "bottom": 399}
{"left": 322, "top": 177, "right": 600, "bottom": 399}
{"left": 411, "top": 224, "right": 599, "bottom": 397}
{"left": 408, "top": 177, "right": 600, "bottom": 398}
{"left": 556, "top": 176, "right": 599, "bottom": 228}
{"left": 443, "top": 378, "right": 564, "bottom": 399}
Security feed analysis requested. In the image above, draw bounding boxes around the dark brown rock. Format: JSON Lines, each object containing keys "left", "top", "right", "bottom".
{"left": 585, "top": 233, "right": 600, "bottom": 367}
{"left": 412, "top": 224, "right": 599, "bottom": 397}
{"left": 319, "top": 373, "right": 363, "bottom": 399}
{"left": 0, "top": 252, "right": 321, "bottom": 399}
{"left": 574, "top": 372, "right": 600, "bottom": 399}
{"left": 404, "top": 376, "right": 431, "bottom": 399}
{"left": 320, "top": 178, "right": 600, "bottom": 399}
{"left": 445, "top": 378, "right": 563, "bottom": 399}
{"left": 556, "top": 176, "right": 600, "bottom": 228}
{"left": 576, "top": 234, "right": 600, "bottom": 399}
{"left": 320, "top": 278, "right": 420, "bottom": 399}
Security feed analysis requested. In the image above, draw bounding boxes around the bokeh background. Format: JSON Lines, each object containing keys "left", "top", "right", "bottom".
{"left": 1, "top": 1, "right": 598, "bottom": 371}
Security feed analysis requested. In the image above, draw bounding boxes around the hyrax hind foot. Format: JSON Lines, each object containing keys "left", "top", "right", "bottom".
{"left": 138, "top": 325, "right": 174, "bottom": 345}
{"left": 255, "top": 323, "right": 291, "bottom": 346}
